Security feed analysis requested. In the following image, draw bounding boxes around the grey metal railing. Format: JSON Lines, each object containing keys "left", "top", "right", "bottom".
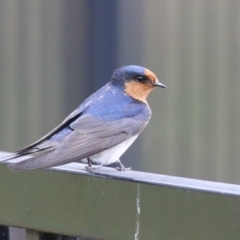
{"left": 0, "top": 151, "right": 240, "bottom": 240}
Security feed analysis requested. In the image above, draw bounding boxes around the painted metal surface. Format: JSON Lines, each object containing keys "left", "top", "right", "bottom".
{"left": 0, "top": 151, "right": 240, "bottom": 240}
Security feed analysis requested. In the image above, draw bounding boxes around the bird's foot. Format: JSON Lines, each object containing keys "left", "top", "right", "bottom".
{"left": 116, "top": 159, "right": 131, "bottom": 171}
{"left": 85, "top": 165, "right": 102, "bottom": 172}
{"left": 85, "top": 157, "right": 102, "bottom": 171}
{"left": 116, "top": 166, "right": 131, "bottom": 171}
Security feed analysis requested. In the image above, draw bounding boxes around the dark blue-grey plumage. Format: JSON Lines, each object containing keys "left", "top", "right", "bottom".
{"left": 2, "top": 65, "right": 166, "bottom": 170}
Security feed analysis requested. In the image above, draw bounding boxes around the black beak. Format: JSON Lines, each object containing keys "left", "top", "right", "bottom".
{"left": 153, "top": 80, "right": 167, "bottom": 88}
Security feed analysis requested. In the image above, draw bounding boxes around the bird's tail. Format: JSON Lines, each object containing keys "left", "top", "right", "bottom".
{"left": 0, "top": 145, "right": 55, "bottom": 163}
{"left": 9, "top": 155, "right": 50, "bottom": 171}
{"left": 8, "top": 148, "right": 74, "bottom": 171}
{"left": 0, "top": 153, "right": 21, "bottom": 162}
{"left": 0, "top": 140, "right": 59, "bottom": 170}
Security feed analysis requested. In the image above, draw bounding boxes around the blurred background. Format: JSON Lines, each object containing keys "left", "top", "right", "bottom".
{"left": 0, "top": 0, "right": 240, "bottom": 184}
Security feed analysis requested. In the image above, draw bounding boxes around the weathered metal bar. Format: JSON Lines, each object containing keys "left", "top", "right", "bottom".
{"left": 0, "top": 151, "right": 240, "bottom": 240}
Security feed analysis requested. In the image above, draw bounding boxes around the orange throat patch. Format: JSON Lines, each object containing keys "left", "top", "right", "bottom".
{"left": 124, "top": 81, "right": 154, "bottom": 103}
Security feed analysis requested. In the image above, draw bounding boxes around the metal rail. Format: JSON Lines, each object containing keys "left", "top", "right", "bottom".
{"left": 0, "top": 151, "right": 240, "bottom": 240}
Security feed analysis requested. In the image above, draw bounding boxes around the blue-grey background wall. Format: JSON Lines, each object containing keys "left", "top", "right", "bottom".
{"left": 0, "top": 0, "right": 240, "bottom": 184}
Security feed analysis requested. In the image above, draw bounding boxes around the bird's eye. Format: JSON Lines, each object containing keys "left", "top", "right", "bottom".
{"left": 137, "top": 76, "right": 145, "bottom": 82}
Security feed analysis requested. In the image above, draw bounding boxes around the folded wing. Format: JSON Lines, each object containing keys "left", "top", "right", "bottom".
{"left": 9, "top": 114, "right": 147, "bottom": 170}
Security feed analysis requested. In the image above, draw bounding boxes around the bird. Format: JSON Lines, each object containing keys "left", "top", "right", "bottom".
{"left": 2, "top": 65, "right": 166, "bottom": 171}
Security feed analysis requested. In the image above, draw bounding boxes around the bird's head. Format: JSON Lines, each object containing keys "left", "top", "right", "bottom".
{"left": 112, "top": 65, "right": 166, "bottom": 103}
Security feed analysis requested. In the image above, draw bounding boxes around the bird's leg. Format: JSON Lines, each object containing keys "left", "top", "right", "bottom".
{"left": 85, "top": 158, "right": 93, "bottom": 171}
{"left": 116, "top": 159, "right": 131, "bottom": 171}
{"left": 85, "top": 158, "right": 102, "bottom": 171}
{"left": 87, "top": 157, "right": 92, "bottom": 168}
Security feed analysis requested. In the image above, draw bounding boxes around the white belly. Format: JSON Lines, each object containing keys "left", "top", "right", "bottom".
{"left": 89, "top": 135, "right": 139, "bottom": 165}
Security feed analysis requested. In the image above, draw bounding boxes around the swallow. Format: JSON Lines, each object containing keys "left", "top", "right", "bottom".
{"left": 3, "top": 65, "right": 166, "bottom": 171}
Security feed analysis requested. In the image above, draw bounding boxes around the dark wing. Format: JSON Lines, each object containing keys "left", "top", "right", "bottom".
{"left": 9, "top": 114, "right": 148, "bottom": 170}
{"left": 1, "top": 109, "right": 82, "bottom": 161}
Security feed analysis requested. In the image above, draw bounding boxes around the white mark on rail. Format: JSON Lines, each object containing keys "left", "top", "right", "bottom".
{"left": 134, "top": 183, "right": 141, "bottom": 240}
